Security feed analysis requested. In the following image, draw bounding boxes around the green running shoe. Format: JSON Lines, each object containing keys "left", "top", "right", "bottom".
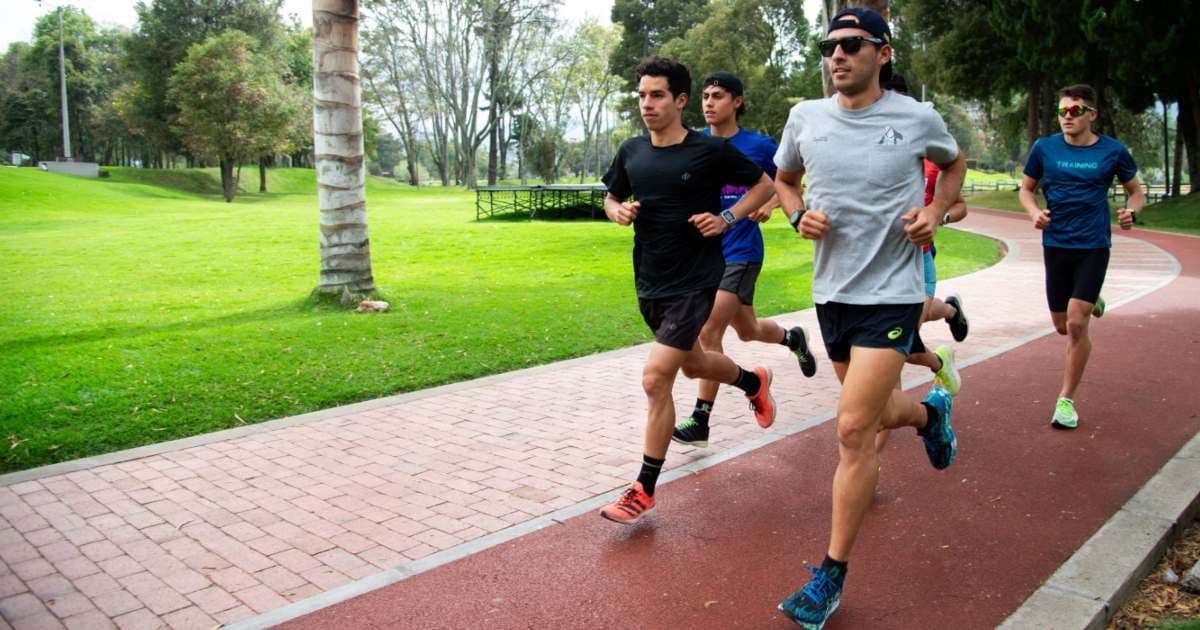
{"left": 1092, "top": 296, "right": 1105, "bottom": 318}
{"left": 933, "top": 345, "right": 960, "bottom": 395}
{"left": 671, "top": 416, "right": 710, "bottom": 447}
{"left": 1051, "top": 397, "right": 1079, "bottom": 429}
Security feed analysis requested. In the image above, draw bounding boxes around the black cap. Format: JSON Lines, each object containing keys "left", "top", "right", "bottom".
{"left": 702, "top": 71, "right": 744, "bottom": 97}
{"left": 828, "top": 7, "right": 893, "bottom": 82}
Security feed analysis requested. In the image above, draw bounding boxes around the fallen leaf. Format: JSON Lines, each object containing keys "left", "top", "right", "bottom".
{"left": 234, "top": 413, "right": 246, "bottom": 425}
{"left": 704, "top": 600, "right": 718, "bottom": 609}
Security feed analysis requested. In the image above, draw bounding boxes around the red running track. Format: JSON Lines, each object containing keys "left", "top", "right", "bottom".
{"left": 284, "top": 225, "right": 1200, "bottom": 630}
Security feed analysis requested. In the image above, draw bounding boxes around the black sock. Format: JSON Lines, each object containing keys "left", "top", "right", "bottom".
{"left": 781, "top": 329, "right": 798, "bottom": 350}
{"left": 820, "top": 555, "right": 848, "bottom": 582}
{"left": 930, "top": 356, "right": 943, "bottom": 374}
{"left": 636, "top": 454, "right": 665, "bottom": 496}
{"left": 692, "top": 399, "right": 714, "bottom": 427}
{"left": 916, "top": 401, "right": 938, "bottom": 436}
{"left": 732, "top": 367, "right": 761, "bottom": 397}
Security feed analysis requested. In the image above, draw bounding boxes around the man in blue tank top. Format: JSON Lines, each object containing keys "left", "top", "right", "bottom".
{"left": 1019, "top": 83, "right": 1143, "bottom": 430}
{"left": 671, "top": 72, "right": 818, "bottom": 450}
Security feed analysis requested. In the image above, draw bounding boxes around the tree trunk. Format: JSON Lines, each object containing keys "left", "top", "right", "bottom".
{"left": 219, "top": 158, "right": 236, "bottom": 202}
{"left": 1025, "top": 77, "right": 1040, "bottom": 159}
{"left": 259, "top": 156, "right": 269, "bottom": 193}
{"left": 313, "top": 0, "right": 375, "bottom": 295}
{"left": 1185, "top": 73, "right": 1200, "bottom": 189}
{"left": 1163, "top": 100, "right": 1171, "bottom": 195}
{"left": 1173, "top": 111, "right": 1184, "bottom": 197}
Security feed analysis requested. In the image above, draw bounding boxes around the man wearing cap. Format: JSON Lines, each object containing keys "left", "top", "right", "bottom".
{"left": 772, "top": 8, "right": 967, "bottom": 628}
{"left": 671, "top": 71, "right": 819, "bottom": 451}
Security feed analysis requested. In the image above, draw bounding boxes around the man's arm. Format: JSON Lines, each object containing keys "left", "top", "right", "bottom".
{"left": 1019, "top": 175, "right": 1050, "bottom": 230}
{"left": 904, "top": 152, "right": 966, "bottom": 245}
{"left": 690, "top": 173, "right": 774, "bottom": 237}
{"left": 748, "top": 193, "right": 781, "bottom": 222}
{"left": 1117, "top": 178, "right": 1144, "bottom": 230}
{"left": 604, "top": 192, "right": 639, "bottom": 226}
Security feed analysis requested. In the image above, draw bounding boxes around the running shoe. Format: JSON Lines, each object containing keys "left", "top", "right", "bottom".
{"left": 944, "top": 294, "right": 970, "bottom": 342}
{"left": 790, "top": 326, "right": 818, "bottom": 378}
{"left": 599, "top": 482, "right": 656, "bottom": 524}
{"left": 1051, "top": 397, "right": 1079, "bottom": 429}
{"left": 933, "top": 345, "right": 960, "bottom": 395}
{"left": 778, "top": 565, "right": 844, "bottom": 629}
{"left": 747, "top": 366, "right": 776, "bottom": 428}
{"left": 1092, "top": 296, "right": 1106, "bottom": 318}
{"left": 921, "top": 386, "right": 956, "bottom": 470}
{"left": 672, "top": 416, "right": 710, "bottom": 448}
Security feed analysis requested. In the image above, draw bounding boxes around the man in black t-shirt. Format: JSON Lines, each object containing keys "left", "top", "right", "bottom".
{"left": 598, "top": 57, "right": 777, "bottom": 525}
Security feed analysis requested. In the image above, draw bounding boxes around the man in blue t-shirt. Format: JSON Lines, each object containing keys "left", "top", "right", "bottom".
{"left": 1019, "top": 83, "right": 1143, "bottom": 430}
{"left": 670, "top": 72, "right": 818, "bottom": 450}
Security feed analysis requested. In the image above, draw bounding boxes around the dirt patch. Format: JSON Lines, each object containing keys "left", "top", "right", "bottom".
{"left": 1109, "top": 519, "right": 1200, "bottom": 629}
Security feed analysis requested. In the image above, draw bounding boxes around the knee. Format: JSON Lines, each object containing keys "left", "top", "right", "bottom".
{"left": 835, "top": 418, "right": 874, "bottom": 453}
{"left": 679, "top": 360, "right": 701, "bottom": 380}
{"left": 698, "top": 328, "right": 723, "bottom": 350}
{"left": 1052, "top": 319, "right": 1068, "bottom": 335}
{"left": 1066, "top": 317, "right": 1088, "bottom": 341}
{"left": 733, "top": 324, "right": 755, "bottom": 343}
{"left": 642, "top": 370, "right": 672, "bottom": 398}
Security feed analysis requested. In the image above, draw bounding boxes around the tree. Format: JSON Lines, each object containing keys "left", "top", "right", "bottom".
{"left": 313, "top": 0, "right": 375, "bottom": 295}
{"left": 127, "top": 0, "right": 284, "bottom": 163}
{"left": 609, "top": 0, "right": 709, "bottom": 89}
{"left": 168, "top": 30, "right": 299, "bottom": 202}
{"left": 567, "top": 21, "right": 623, "bottom": 181}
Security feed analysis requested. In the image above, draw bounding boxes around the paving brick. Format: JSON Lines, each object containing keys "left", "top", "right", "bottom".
{"left": 43, "top": 591, "right": 94, "bottom": 619}
{"left": 62, "top": 610, "right": 116, "bottom": 630}
{"left": 110, "top": 608, "right": 158, "bottom": 630}
{"left": 204, "top": 567, "right": 258, "bottom": 593}
{"left": 118, "top": 572, "right": 189, "bottom": 616}
{"left": 231, "top": 584, "right": 289, "bottom": 614}
{"left": 184, "top": 586, "right": 239, "bottom": 616}
{"left": 160, "top": 605, "right": 215, "bottom": 630}
{"left": 0, "top": 593, "right": 48, "bottom": 620}
{"left": 11, "top": 559, "right": 56, "bottom": 582}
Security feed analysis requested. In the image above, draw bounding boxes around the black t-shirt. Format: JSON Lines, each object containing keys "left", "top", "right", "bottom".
{"left": 602, "top": 129, "right": 764, "bottom": 299}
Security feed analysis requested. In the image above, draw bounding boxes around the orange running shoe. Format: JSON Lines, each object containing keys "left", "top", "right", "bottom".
{"left": 599, "top": 482, "right": 656, "bottom": 524}
{"left": 747, "top": 366, "right": 776, "bottom": 428}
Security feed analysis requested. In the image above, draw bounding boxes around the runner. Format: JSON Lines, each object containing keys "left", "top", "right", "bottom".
{"left": 772, "top": 9, "right": 966, "bottom": 627}
{"left": 597, "top": 57, "right": 778, "bottom": 524}
{"left": 671, "top": 71, "right": 818, "bottom": 450}
{"left": 874, "top": 73, "right": 970, "bottom": 454}
{"left": 1019, "top": 83, "right": 1142, "bottom": 429}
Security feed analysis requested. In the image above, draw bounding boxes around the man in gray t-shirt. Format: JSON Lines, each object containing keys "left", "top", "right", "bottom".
{"left": 771, "top": 7, "right": 968, "bottom": 629}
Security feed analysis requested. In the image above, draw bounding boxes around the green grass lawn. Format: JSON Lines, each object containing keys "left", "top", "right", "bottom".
{"left": 966, "top": 188, "right": 1200, "bottom": 236}
{"left": 0, "top": 167, "right": 1000, "bottom": 472}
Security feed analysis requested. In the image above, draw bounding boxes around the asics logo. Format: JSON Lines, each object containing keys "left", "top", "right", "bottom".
{"left": 887, "top": 327, "right": 903, "bottom": 340}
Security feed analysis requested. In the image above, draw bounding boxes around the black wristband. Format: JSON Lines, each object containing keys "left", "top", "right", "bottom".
{"left": 789, "top": 209, "right": 806, "bottom": 232}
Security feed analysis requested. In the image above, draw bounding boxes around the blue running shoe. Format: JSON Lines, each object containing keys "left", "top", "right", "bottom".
{"left": 921, "top": 386, "right": 956, "bottom": 470}
{"left": 778, "top": 566, "right": 844, "bottom": 629}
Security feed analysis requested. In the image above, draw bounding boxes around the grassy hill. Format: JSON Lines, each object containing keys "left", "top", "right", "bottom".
{"left": 0, "top": 166, "right": 1002, "bottom": 471}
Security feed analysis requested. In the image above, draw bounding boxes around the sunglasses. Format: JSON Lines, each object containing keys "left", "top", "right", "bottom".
{"left": 818, "top": 36, "right": 885, "bottom": 57}
{"left": 1057, "top": 105, "right": 1096, "bottom": 118}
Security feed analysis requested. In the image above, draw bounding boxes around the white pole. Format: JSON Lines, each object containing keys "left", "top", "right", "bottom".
{"left": 58, "top": 6, "right": 72, "bottom": 160}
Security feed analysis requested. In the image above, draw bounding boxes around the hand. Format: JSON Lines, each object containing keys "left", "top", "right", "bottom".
{"left": 613, "top": 201, "right": 640, "bottom": 226}
{"left": 901, "top": 206, "right": 936, "bottom": 246}
{"left": 799, "top": 209, "right": 829, "bottom": 240}
{"left": 689, "top": 212, "right": 727, "bottom": 237}
{"left": 1117, "top": 207, "right": 1135, "bottom": 230}
{"left": 1031, "top": 208, "right": 1050, "bottom": 230}
{"left": 748, "top": 204, "right": 774, "bottom": 223}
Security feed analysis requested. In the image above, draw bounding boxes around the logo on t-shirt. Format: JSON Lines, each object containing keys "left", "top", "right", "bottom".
{"left": 878, "top": 127, "right": 904, "bottom": 145}
{"left": 1055, "top": 160, "right": 1099, "bottom": 169}
{"left": 681, "top": 172, "right": 692, "bottom": 182}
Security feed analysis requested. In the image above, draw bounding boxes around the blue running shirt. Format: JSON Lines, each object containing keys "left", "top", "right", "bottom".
{"left": 702, "top": 128, "right": 778, "bottom": 263}
{"left": 1023, "top": 133, "right": 1138, "bottom": 249}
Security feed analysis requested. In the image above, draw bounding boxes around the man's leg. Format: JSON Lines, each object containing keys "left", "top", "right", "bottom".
{"left": 829, "top": 348, "right": 928, "bottom": 561}
{"left": 694, "top": 290, "right": 741, "bottom": 411}
{"left": 1059, "top": 298, "right": 1094, "bottom": 399}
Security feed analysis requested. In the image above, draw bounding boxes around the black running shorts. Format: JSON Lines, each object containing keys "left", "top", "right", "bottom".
{"left": 815, "top": 302, "right": 924, "bottom": 363}
{"left": 1043, "top": 246, "right": 1110, "bottom": 313}
{"left": 718, "top": 262, "right": 763, "bottom": 306}
{"left": 638, "top": 288, "right": 717, "bottom": 351}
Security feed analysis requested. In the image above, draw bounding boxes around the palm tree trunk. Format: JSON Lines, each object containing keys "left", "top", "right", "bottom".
{"left": 313, "top": 0, "right": 375, "bottom": 295}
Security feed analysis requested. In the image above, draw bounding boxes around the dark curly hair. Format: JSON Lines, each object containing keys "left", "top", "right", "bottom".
{"left": 635, "top": 57, "right": 692, "bottom": 100}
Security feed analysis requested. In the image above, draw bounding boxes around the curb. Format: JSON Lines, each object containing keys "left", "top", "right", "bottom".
{"left": 998, "top": 432, "right": 1200, "bottom": 630}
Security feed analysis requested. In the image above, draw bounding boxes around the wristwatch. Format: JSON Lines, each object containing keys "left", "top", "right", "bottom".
{"left": 720, "top": 209, "right": 737, "bottom": 226}
{"left": 941, "top": 211, "right": 951, "bottom": 226}
{"left": 789, "top": 209, "right": 807, "bottom": 232}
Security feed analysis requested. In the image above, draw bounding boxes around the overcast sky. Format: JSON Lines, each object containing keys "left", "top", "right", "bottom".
{"left": 4, "top": 0, "right": 823, "bottom": 49}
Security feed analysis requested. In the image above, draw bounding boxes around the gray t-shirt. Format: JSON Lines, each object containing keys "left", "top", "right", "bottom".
{"left": 774, "top": 90, "right": 958, "bottom": 305}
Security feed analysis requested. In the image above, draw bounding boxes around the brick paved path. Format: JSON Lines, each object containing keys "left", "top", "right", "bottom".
{"left": 0, "top": 209, "right": 1179, "bottom": 629}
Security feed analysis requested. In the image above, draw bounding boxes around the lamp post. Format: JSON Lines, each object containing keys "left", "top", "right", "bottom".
{"left": 57, "top": 5, "right": 72, "bottom": 160}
